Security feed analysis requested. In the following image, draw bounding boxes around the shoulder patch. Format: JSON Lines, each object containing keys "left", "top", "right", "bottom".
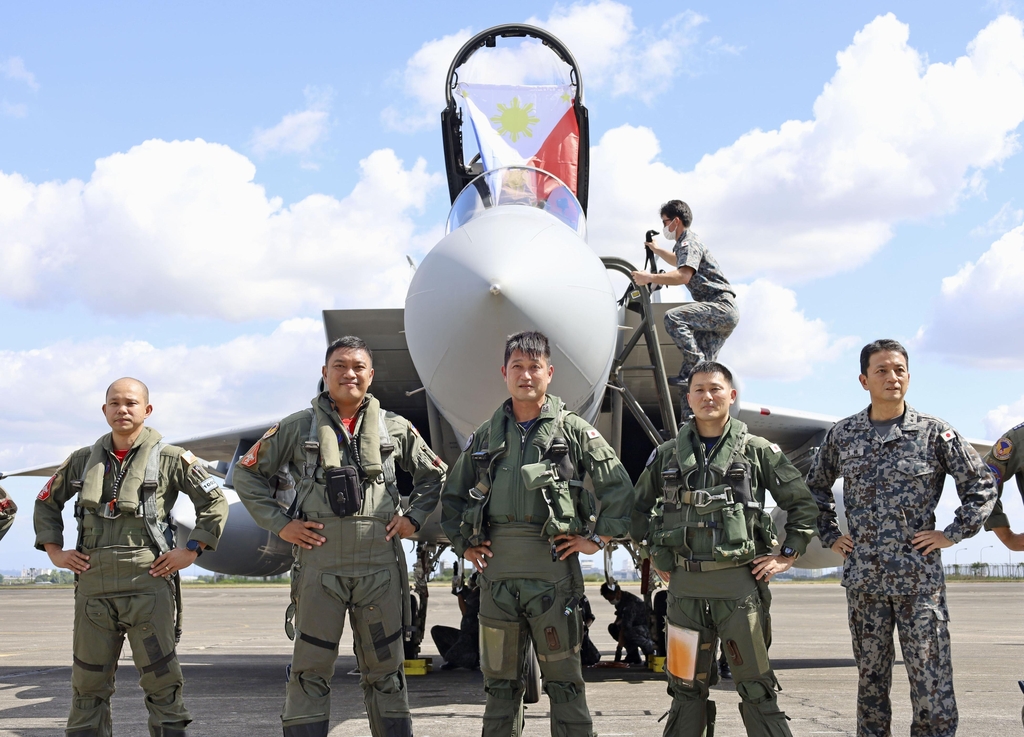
{"left": 769, "top": 443, "right": 782, "bottom": 454}
{"left": 987, "top": 463, "right": 1004, "bottom": 483}
{"left": 462, "top": 432, "right": 475, "bottom": 452}
{"left": 238, "top": 441, "right": 261, "bottom": 469}
{"left": 260, "top": 423, "right": 279, "bottom": 441}
{"left": 586, "top": 428, "right": 601, "bottom": 440}
{"left": 181, "top": 450, "right": 197, "bottom": 465}
{"left": 645, "top": 449, "right": 657, "bottom": 467}
{"left": 940, "top": 429, "right": 955, "bottom": 443}
{"left": 199, "top": 476, "right": 220, "bottom": 493}
{"left": 993, "top": 435, "right": 1013, "bottom": 461}
{"left": 37, "top": 475, "right": 56, "bottom": 501}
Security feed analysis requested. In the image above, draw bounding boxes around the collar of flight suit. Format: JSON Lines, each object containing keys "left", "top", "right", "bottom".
{"left": 679, "top": 415, "right": 748, "bottom": 476}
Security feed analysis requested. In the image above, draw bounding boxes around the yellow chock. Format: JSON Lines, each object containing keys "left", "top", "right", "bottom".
{"left": 647, "top": 655, "right": 666, "bottom": 673}
{"left": 403, "top": 657, "right": 433, "bottom": 676}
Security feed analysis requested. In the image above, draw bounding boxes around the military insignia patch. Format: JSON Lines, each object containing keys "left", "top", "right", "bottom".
{"left": 181, "top": 450, "right": 197, "bottom": 465}
{"left": 238, "top": 441, "right": 261, "bottom": 468}
{"left": 199, "top": 476, "right": 220, "bottom": 493}
{"left": 993, "top": 436, "right": 1013, "bottom": 461}
{"left": 645, "top": 449, "right": 657, "bottom": 467}
{"left": 261, "top": 424, "right": 279, "bottom": 441}
{"left": 940, "top": 430, "right": 955, "bottom": 443}
{"left": 37, "top": 475, "right": 55, "bottom": 501}
{"left": 462, "top": 433, "right": 475, "bottom": 452}
{"left": 987, "top": 463, "right": 1004, "bottom": 483}
{"left": 586, "top": 429, "right": 601, "bottom": 440}
{"left": 769, "top": 443, "right": 782, "bottom": 453}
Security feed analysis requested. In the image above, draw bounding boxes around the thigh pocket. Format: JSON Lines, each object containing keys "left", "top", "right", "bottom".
{"left": 528, "top": 598, "right": 578, "bottom": 664}
{"left": 355, "top": 581, "right": 403, "bottom": 668}
{"left": 479, "top": 614, "right": 527, "bottom": 681}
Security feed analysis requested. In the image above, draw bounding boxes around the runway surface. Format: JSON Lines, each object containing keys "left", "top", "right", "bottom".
{"left": 1, "top": 582, "right": 1021, "bottom": 736}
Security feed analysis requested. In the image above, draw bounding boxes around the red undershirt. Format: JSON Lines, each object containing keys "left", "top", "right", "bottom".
{"left": 340, "top": 417, "right": 357, "bottom": 436}
{"left": 112, "top": 448, "right": 129, "bottom": 463}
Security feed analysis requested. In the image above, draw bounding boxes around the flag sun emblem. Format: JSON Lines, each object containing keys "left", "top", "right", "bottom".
{"left": 490, "top": 97, "right": 540, "bottom": 142}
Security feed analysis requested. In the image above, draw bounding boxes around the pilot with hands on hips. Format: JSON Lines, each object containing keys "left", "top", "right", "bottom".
{"left": 33, "top": 377, "right": 228, "bottom": 737}
{"left": 981, "top": 420, "right": 1024, "bottom": 552}
{"left": 233, "top": 335, "right": 446, "bottom": 737}
{"left": 805, "top": 339, "right": 997, "bottom": 737}
{"left": 440, "top": 330, "right": 634, "bottom": 737}
{"left": 631, "top": 361, "right": 818, "bottom": 737}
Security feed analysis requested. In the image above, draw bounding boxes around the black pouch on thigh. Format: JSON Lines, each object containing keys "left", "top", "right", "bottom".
{"left": 358, "top": 597, "right": 404, "bottom": 667}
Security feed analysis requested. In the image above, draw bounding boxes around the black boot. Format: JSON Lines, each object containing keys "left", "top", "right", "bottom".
{"left": 283, "top": 721, "right": 329, "bottom": 737}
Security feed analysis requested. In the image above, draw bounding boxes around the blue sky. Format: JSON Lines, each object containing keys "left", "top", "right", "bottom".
{"left": 2, "top": 1, "right": 1024, "bottom": 569}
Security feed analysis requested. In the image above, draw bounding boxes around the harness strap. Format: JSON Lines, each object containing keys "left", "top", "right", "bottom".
{"left": 289, "top": 408, "right": 321, "bottom": 519}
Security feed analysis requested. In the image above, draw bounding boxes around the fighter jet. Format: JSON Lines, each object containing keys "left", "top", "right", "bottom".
{"left": 4, "top": 25, "right": 991, "bottom": 660}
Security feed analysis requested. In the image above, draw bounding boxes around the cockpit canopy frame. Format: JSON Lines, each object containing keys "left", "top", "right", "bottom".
{"left": 440, "top": 24, "right": 591, "bottom": 214}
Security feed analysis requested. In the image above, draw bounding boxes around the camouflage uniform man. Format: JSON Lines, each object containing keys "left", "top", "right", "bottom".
{"left": 599, "top": 582, "right": 656, "bottom": 665}
{"left": 441, "top": 331, "right": 634, "bottom": 737}
{"left": 233, "top": 335, "right": 446, "bottom": 737}
{"left": 982, "top": 422, "right": 1024, "bottom": 552}
{"left": 632, "top": 361, "right": 818, "bottom": 737}
{"left": 34, "top": 378, "right": 228, "bottom": 737}
{"left": 631, "top": 200, "right": 738, "bottom": 398}
{"left": 0, "top": 482, "right": 17, "bottom": 542}
{"left": 806, "top": 340, "right": 997, "bottom": 737}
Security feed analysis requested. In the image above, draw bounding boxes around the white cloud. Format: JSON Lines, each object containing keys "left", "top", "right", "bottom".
{"left": 251, "top": 86, "right": 332, "bottom": 158}
{"left": 382, "top": 1, "right": 717, "bottom": 132}
{"left": 0, "top": 138, "right": 442, "bottom": 320}
{"left": 0, "top": 56, "right": 39, "bottom": 90}
{"left": 0, "top": 319, "right": 325, "bottom": 470}
{"left": 919, "top": 224, "right": 1024, "bottom": 366}
{"left": 985, "top": 396, "right": 1024, "bottom": 438}
{"left": 2, "top": 99, "right": 27, "bottom": 118}
{"left": 970, "top": 200, "right": 1024, "bottom": 236}
{"left": 587, "top": 14, "right": 1024, "bottom": 283}
{"left": 715, "top": 279, "right": 858, "bottom": 380}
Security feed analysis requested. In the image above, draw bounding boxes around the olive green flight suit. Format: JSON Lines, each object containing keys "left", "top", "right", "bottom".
{"left": 441, "top": 395, "right": 634, "bottom": 737}
{"left": 33, "top": 426, "right": 228, "bottom": 737}
{"left": 232, "top": 392, "right": 446, "bottom": 737}
{"left": 631, "top": 418, "right": 818, "bottom": 737}
{"left": 0, "top": 483, "right": 17, "bottom": 542}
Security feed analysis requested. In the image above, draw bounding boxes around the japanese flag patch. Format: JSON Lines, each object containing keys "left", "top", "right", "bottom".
{"left": 238, "top": 441, "right": 261, "bottom": 468}
{"left": 769, "top": 443, "right": 782, "bottom": 454}
{"left": 940, "top": 430, "right": 955, "bottom": 443}
{"left": 181, "top": 450, "right": 197, "bottom": 465}
{"left": 993, "top": 435, "right": 1013, "bottom": 461}
{"left": 586, "top": 429, "right": 601, "bottom": 440}
{"left": 37, "top": 475, "right": 56, "bottom": 501}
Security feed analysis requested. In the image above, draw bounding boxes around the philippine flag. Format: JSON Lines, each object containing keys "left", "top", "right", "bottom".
{"left": 458, "top": 83, "right": 581, "bottom": 197}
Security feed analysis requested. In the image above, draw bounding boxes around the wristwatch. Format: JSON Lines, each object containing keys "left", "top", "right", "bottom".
{"left": 779, "top": 545, "right": 798, "bottom": 559}
{"left": 186, "top": 539, "right": 203, "bottom": 557}
{"left": 588, "top": 533, "right": 606, "bottom": 550}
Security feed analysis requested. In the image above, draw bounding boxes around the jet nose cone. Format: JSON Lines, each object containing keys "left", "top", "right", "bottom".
{"left": 405, "top": 207, "right": 618, "bottom": 438}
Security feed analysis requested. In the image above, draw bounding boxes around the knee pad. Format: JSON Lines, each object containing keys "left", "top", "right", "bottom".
{"left": 372, "top": 671, "right": 405, "bottom": 696}
{"left": 297, "top": 671, "right": 331, "bottom": 699}
{"left": 484, "top": 681, "right": 523, "bottom": 702}
{"left": 736, "top": 679, "right": 774, "bottom": 704}
{"left": 543, "top": 680, "right": 581, "bottom": 704}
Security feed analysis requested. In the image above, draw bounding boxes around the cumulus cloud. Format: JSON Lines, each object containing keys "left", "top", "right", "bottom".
{"left": 0, "top": 319, "right": 325, "bottom": 470}
{"left": 382, "top": 1, "right": 718, "bottom": 131}
{"left": 0, "top": 56, "right": 39, "bottom": 90}
{"left": 587, "top": 14, "right": 1024, "bottom": 283}
{"left": 985, "top": 396, "right": 1024, "bottom": 438}
{"left": 715, "top": 279, "right": 858, "bottom": 380}
{"left": 251, "top": 86, "right": 332, "bottom": 160}
{"left": 0, "top": 138, "right": 442, "bottom": 320}
{"left": 919, "top": 224, "right": 1024, "bottom": 366}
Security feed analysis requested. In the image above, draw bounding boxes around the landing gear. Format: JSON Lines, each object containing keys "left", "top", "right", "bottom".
{"left": 406, "top": 540, "right": 447, "bottom": 660}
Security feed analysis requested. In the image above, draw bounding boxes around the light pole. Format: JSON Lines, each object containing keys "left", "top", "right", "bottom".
{"left": 980, "top": 545, "right": 993, "bottom": 566}
{"left": 955, "top": 548, "right": 965, "bottom": 567}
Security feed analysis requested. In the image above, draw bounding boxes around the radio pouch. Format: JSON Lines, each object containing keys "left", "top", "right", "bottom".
{"left": 325, "top": 465, "right": 362, "bottom": 517}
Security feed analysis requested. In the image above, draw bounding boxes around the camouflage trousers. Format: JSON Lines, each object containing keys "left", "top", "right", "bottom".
{"left": 846, "top": 588, "right": 957, "bottom": 737}
{"left": 663, "top": 299, "right": 739, "bottom": 381}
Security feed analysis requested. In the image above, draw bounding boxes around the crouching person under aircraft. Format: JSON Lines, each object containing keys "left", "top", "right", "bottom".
{"left": 233, "top": 335, "right": 446, "bottom": 737}
{"left": 34, "top": 377, "right": 228, "bottom": 737}
{"left": 631, "top": 362, "right": 818, "bottom": 737}
{"left": 440, "top": 330, "right": 634, "bottom": 737}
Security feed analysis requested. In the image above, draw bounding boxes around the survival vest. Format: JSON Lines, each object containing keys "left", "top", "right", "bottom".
{"left": 648, "top": 427, "right": 779, "bottom": 573}
{"left": 290, "top": 397, "right": 399, "bottom": 519}
{"left": 461, "top": 399, "right": 597, "bottom": 546}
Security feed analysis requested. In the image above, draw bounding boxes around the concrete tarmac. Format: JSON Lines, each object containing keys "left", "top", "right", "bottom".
{"left": 1, "top": 582, "right": 1021, "bottom": 736}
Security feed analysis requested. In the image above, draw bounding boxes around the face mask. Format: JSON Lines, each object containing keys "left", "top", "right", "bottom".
{"left": 663, "top": 224, "right": 677, "bottom": 241}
